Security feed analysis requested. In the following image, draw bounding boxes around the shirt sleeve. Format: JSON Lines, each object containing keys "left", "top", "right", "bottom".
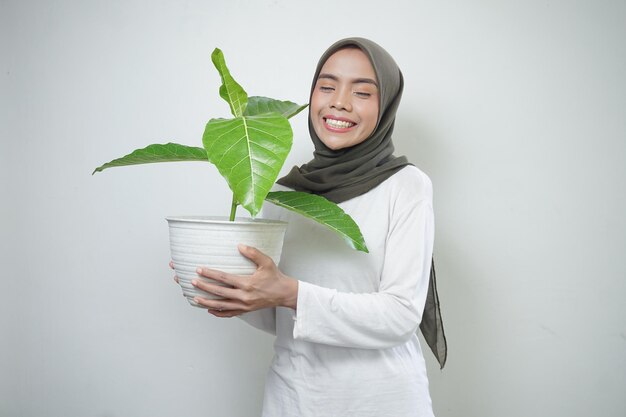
{"left": 239, "top": 308, "right": 277, "bottom": 335}
{"left": 292, "top": 199, "right": 434, "bottom": 349}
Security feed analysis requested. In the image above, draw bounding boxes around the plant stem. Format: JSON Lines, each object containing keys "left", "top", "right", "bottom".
{"left": 229, "top": 193, "right": 238, "bottom": 221}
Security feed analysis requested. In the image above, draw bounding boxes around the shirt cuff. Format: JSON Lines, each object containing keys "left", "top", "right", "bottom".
{"left": 292, "top": 280, "right": 309, "bottom": 340}
{"left": 292, "top": 280, "right": 340, "bottom": 341}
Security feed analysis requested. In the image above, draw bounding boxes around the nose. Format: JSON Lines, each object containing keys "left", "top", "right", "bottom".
{"left": 330, "top": 87, "right": 352, "bottom": 112}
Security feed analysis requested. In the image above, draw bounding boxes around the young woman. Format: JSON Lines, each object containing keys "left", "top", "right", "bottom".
{"left": 181, "top": 37, "right": 444, "bottom": 417}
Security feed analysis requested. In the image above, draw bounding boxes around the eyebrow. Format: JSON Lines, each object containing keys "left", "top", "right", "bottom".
{"left": 317, "top": 73, "right": 378, "bottom": 88}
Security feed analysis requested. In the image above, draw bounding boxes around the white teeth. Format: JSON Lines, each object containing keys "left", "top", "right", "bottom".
{"left": 325, "top": 118, "right": 355, "bottom": 129}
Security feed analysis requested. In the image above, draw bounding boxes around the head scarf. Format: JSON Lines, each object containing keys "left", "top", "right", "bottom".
{"left": 278, "top": 37, "right": 409, "bottom": 201}
{"left": 278, "top": 37, "right": 447, "bottom": 368}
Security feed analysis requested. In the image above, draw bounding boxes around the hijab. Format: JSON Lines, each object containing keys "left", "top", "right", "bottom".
{"left": 278, "top": 37, "right": 447, "bottom": 369}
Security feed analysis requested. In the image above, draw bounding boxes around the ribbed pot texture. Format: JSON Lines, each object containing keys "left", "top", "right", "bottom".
{"left": 166, "top": 216, "right": 288, "bottom": 307}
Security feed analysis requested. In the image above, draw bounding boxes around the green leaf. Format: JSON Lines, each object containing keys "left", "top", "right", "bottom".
{"left": 203, "top": 113, "right": 292, "bottom": 217}
{"left": 92, "top": 143, "right": 208, "bottom": 174}
{"left": 245, "top": 97, "right": 308, "bottom": 119}
{"left": 265, "top": 191, "right": 369, "bottom": 253}
{"left": 211, "top": 48, "right": 248, "bottom": 117}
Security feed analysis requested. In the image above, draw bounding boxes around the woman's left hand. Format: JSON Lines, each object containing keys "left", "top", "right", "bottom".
{"left": 192, "top": 244, "right": 298, "bottom": 318}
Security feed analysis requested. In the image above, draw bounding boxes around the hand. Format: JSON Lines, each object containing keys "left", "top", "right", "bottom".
{"left": 191, "top": 244, "right": 298, "bottom": 318}
{"left": 169, "top": 260, "right": 179, "bottom": 284}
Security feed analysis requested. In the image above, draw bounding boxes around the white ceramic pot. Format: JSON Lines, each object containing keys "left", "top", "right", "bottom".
{"left": 166, "top": 216, "right": 287, "bottom": 307}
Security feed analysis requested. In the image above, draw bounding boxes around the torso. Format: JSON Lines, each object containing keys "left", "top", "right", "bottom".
{"left": 261, "top": 166, "right": 435, "bottom": 417}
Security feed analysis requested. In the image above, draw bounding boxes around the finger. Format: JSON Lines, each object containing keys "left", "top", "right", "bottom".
{"left": 169, "top": 261, "right": 174, "bottom": 270}
{"left": 192, "top": 279, "right": 239, "bottom": 299}
{"left": 193, "top": 297, "right": 245, "bottom": 312}
{"left": 208, "top": 309, "right": 246, "bottom": 318}
{"left": 173, "top": 275, "right": 179, "bottom": 284}
{"left": 238, "top": 244, "right": 274, "bottom": 268}
{"left": 196, "top": 267, "right": 243, "bottom": 288}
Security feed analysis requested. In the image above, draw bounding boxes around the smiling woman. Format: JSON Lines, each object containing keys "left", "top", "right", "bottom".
{"left": 187, "top": 37, "right": 445, "bottom": 417}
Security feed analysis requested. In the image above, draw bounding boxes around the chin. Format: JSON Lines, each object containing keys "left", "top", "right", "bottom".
{"left": 319, "top": 138, "right": 347, "bottom": 151}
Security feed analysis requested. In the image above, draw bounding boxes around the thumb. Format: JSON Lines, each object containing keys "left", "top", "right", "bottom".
{"left": 238, "top": 244, "right": 273, "bottom": 268}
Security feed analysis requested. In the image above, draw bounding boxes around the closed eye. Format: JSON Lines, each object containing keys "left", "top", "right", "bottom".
{"left": 319, "top": 86, "right": 334, "bottom": 92}
{"left": 354, "top": 91, "right": 371, "bottom": 98}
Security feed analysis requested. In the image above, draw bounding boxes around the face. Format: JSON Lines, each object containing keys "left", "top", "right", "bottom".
{"left": 310, "top": 48, "right": 379, "bottom": 150}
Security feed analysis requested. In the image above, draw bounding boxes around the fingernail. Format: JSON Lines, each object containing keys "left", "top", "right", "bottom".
{"left": 196, "top": 267, "right": 202, "bottom": 274}
{"left": 191, "top": 280, "right": 197, "bottom": 286}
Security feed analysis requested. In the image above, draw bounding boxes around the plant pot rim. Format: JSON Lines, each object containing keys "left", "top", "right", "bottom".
{"left": 165, "top": 215, "right": 286, "bottom": 226}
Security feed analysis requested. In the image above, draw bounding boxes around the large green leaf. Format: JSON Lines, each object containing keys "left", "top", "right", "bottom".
{"left": 245, "top": 96, "right": 308, "bottom": 119}
{"left": 211, "top": 48, "right": 247, "bottom": 117}
{"left": 203, "top": 114, "right": 292, "bottom": 217}
{"left": 92, "top": 143, "right": 207, "bottom": 174}
{"left": 265, "top": 191, "right": 369, "bottom": 253}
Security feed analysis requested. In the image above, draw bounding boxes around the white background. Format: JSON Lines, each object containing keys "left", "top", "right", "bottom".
{"left": 2, "top": 1, "right": 625, "bottom": 416}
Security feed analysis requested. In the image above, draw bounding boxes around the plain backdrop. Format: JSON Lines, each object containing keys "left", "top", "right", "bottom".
{"left": 2, "top": 1, "right": 625, "bottom": 416}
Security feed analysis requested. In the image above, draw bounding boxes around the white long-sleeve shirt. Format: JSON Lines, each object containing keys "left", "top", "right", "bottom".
{"left": 242, "top": 165, "right": 436, "bottom": 417}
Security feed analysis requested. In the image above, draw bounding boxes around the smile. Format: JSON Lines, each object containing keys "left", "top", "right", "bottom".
{"left": 324, "top": 117, "right": 356, "bottom": 129}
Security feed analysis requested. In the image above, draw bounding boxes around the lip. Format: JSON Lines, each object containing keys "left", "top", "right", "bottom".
{"left": 323, "top": 115, "right": 357, "bottom": 132}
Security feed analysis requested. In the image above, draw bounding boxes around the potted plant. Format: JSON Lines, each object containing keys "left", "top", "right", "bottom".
{"left": 93, "top": 48, "right": 368, "bottom": 307}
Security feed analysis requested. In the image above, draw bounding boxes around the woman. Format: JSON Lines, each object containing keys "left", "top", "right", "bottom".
{"left": 182, "top": 37, "right": 443, "bottom": 417}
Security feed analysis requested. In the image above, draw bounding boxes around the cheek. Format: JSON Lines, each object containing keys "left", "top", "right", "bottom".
{"left": 310, "top": 91, "right": 324, "bottom": 114}
{"left": 361, "top": 103, "right": 379, "bottom": 131}
{"left": 309, "top": 98, "right": 324, "bottom": 136}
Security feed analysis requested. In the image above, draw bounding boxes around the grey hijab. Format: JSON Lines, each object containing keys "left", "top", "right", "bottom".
{"left": 278, "top": 37, "right": 408, "bottom": 201}
{"left": 278, "top": 37, "right": 447, "bottom": 368}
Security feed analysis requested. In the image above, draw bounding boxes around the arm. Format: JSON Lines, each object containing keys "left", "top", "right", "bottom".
{"left": 293, "top": 199, "right": 434, "bottom": 349}
{"left": 189, "top": 178, "right": 433, "bottom": 349}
